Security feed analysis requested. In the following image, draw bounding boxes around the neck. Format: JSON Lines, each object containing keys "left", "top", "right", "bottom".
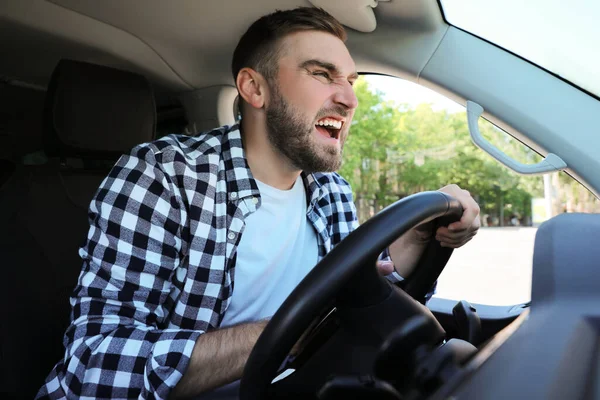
{"left": 241, "top": 117, "right": 301, "bottom": 190}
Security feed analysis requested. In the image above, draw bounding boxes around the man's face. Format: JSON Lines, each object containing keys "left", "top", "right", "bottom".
{"left": 264, "top": 30, "right": 358, "bottom": 173}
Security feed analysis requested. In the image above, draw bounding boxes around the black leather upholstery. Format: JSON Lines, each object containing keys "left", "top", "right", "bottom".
{"left": 0, "top": 59, "right": 156, "bottom": 399}
{"left": 44, "top": 59, "right": 156, "bottom": 159}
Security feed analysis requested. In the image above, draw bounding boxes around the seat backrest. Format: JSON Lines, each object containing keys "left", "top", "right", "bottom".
{"left": 0, "top": 159, "right": 15, "bottom": 188}
{"left": 0, "top": 59, "right": 156, "bottom": 399}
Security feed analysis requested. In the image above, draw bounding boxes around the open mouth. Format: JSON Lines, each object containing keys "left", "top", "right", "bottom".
{"left": 315, "top": 118, "right": 344, "bottom": 140}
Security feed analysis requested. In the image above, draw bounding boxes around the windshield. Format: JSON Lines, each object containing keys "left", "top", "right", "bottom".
{"left": 440, "top": 0, "right": 600, "bottom": 97}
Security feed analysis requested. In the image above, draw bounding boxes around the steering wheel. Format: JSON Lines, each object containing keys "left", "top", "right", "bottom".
{"left": 240, "top": 191, "right": 463, "bottom": 399}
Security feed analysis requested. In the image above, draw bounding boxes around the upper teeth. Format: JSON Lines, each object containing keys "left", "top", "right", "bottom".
{"left": 316, "top": 119, "right": 342, "bottom": 129}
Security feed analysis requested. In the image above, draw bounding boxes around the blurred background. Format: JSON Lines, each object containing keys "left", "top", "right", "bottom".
{"left": 343, "top": 75, "right": 600, "bottom": 305}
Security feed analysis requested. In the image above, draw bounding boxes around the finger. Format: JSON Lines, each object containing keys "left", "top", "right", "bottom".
{"left": 438, "top": 229, "right": 478, "bottom": 241}
{"left": 439, "top": 232, "right": 477, "bottom": 247}
{"left": 376, "top": 261, "right": 395, "bottom": 276}
{"left": 449, "top": 191, "right": 480, "bottom": 232}
{"left": 472, "top": 216, "right": 481, "bottom": 231}
{"left": 440, "top": 237, "right": 474, "bottom": 248}
{"left": 441, "top": 218, "right": 481, "bottom": 237}
{"left": 437, "top": 229, "right": 477, "bottom": 242}
{"left": 437, "top": 236, "right": 466, "bottom": 246}
{"left": 436, "top": 226, "right": 468, "bottom": 237}
{"left": 449, "top": 210, "right": 477, "bottom": 232}
{"left": 442, "top": 214, "right": 476, "bottom": 233}
{"left": 436, "top": 228, "right": 478, "bottom": 241}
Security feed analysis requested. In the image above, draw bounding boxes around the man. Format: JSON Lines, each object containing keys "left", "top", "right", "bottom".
{"left": 37, "top": 7, "right": 479, "bottom": 399}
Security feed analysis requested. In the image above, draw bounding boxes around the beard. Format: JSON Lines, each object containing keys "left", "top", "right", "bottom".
{"left": 265, "top": 82, "right": 347, "bottom": 173}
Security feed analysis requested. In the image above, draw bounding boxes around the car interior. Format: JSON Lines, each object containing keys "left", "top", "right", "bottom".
{"left": 1, "top": 0, "right": 599, "bottom": 399}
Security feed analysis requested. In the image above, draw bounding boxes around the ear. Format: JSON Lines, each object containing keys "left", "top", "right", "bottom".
{"left": 236, "top": 68, "right": 268, "bottom": 110}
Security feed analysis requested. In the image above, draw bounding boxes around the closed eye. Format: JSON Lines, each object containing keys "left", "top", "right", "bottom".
{"left": 312, "top": 71, "right": 332, "bottom": 81}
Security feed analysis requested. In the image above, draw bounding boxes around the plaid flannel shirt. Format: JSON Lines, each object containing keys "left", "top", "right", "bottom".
{"left": 37, "top": 125, "right": 403, "bottom": 399}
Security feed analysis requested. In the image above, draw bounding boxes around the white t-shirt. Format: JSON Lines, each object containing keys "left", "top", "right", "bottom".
{"left": 220, "top": 175, "right": 319, "bottom": 328}
{"left": 199, "top": 176, "right": 318, "bottom": 399}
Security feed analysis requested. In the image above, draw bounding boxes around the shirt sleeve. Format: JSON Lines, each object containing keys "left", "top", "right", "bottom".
{"left": 37, "top": 145, "right": 202, "bottom": 400}
{"left": 380, "top": 244, "right": 438, "bottom": 302}
{"left": 379, "top": 247, "right": 404, "bottom": 283}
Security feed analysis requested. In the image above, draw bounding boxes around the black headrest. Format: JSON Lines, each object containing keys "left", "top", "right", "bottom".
{"left": 43, "top": 59, "right": 156, "bottom": 159}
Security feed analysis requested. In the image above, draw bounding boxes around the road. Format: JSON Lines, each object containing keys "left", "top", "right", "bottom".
{"left": 433, "top": 227, "right": 537, "bottom": 306}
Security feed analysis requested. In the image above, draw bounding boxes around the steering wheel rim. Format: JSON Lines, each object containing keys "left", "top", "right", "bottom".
{"left": 240, "top": 191, "right": 463, "bottom": 399}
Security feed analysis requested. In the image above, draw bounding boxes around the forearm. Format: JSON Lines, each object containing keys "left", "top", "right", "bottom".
{"left": 388, "top": 227, "right": 431, "bottom": 278}
{"left": 171, "top": 320, "right": 268, "bottom": 399}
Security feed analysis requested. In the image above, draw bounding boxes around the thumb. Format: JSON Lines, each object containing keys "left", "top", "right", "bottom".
{"left": 376, "top": 261, "right": 395, "bottom": 276}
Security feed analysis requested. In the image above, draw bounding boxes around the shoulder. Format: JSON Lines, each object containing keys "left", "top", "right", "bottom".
{"left": 131, "top": 125, "right": 235, "bottom": 164}
{"left": 312, "top": 172, "right": 354, "bottom": 197}
{"left": 114, "top": 125, "right": 238, "bottom": 200}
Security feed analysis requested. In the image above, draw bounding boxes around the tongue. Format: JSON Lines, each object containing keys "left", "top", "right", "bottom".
{"left": 316, "top": 125, "right": 332, "bottom": 138}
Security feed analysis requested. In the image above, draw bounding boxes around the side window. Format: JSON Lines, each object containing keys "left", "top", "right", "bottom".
{"left": 342, "top": 75, "right": 600, "bottom": 305}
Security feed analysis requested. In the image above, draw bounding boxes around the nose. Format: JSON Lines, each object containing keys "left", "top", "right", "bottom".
{"left": 333, "top": 80, "right": 358, "bottom": 110}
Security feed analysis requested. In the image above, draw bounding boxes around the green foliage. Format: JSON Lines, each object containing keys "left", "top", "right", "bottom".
{"left": 340, "top": 78, "right": 544, "bottom": 223}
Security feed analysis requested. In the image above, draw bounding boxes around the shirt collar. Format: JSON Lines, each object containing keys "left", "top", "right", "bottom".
{"left": 221, "top": 124, "right": 326, "bottom": 206}
{"left": 221, "top": 125, "right": 260, "bottom": 202}
{"left": 301, "top": 172, "right": 325, "bottom": 209}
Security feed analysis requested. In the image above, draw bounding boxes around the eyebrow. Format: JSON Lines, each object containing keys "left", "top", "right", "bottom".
{"left": 299, "top": 59, "right": 359, "bottom": 81}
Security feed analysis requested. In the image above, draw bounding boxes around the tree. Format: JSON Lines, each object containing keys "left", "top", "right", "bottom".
{"left": 341, "top": 78, "right": 547, "bottom": 224}
{"left": 339, "top": 79, "right": 403, "bottom": 221}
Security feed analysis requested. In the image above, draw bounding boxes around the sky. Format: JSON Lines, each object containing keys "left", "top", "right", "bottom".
{"left": 364, "top": 75, "right": 465, "bottom": 114}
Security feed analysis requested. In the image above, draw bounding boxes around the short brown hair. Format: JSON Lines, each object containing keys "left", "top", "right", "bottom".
{"left": 231, "top": 7, "right": 347, "bottom": 84}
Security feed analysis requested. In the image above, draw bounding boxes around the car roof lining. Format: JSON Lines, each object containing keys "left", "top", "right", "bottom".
{"left": 0, "top": 0, "right": 447, "bottom": 90}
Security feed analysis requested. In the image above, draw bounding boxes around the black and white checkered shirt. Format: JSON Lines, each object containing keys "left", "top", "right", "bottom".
{"left": 37, "top": 125, "right": 402, "bottom": 399}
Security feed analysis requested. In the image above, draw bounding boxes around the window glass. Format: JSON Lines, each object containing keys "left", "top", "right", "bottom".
{"left": 343, "top": 75, "right": 600, "bottom": 305}
{"left": 439, "top": 0, "right": 600, "bottom": 97}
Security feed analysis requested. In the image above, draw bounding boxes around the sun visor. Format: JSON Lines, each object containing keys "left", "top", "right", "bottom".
{"left": 308, "top": 0, "right": 390, "bottom": 32}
